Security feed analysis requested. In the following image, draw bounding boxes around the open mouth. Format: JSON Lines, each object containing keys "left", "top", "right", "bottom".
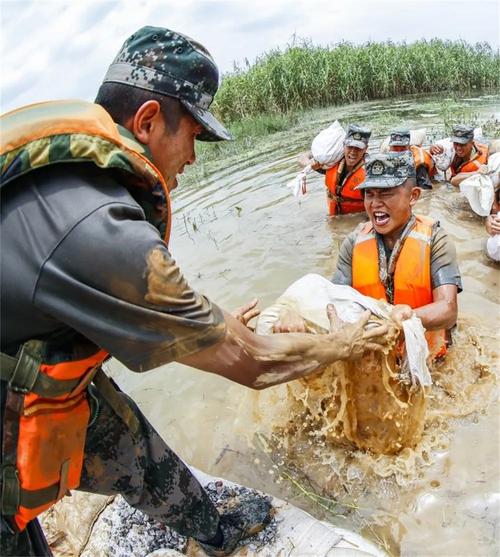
{"left": 373, "top": 211, "right": 390, "bottom": 226}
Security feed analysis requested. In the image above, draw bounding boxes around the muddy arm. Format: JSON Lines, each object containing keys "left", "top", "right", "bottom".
{"left": 178, "top": 309, "right": 387, "bottom": 390}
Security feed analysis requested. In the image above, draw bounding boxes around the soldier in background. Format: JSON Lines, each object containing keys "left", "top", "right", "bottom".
{"left": 299, "top": 125, "right": 371, "bottom": 216}
{"left": 276, "top": 154, "right": 461, "bottom": 362}
{"left": 0, "top": 26, "right": 389, "bottom": 556}
{"left": 429, "top": 124, "right": 489, "bottom": 187}
{"left": 388, "top": 128, "right": 435, "bottom": 189}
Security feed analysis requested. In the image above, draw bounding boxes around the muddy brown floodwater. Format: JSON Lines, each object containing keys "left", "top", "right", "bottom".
{"left": 108, "top": 92, "right": 500, "bottom": 556}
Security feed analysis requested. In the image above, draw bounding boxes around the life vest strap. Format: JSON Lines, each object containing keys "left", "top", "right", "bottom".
{"left": 93, "top": 369, "right": 141, "bottom": 437}
{"left": 1, "top": 341, "right": 81, "bottom": 397}
{"left": 1, "top": 463, "right": 71, "bottom": 514}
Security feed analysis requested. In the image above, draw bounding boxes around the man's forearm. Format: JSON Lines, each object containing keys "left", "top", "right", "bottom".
{"left": 178, "top": 309, "right": 388, "bottom": 390}
{"left": 450, "top": 171, "right": 477, "bottom": 187}
{"left": 415, "top": 300, "right": 457, "bottom": 331}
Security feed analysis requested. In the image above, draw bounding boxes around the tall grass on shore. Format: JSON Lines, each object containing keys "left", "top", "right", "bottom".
{"left": 212, "top": 39, "right": 499, "bottom": 123}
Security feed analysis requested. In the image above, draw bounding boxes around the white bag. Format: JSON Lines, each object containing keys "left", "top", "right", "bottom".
{"left": 459, "top": 153, "right": 500, "bottom": 216}
{"left": 486, "top": 234, "right": 500, "bottom": 261}
{"left": 431, "top": 138, "right": 454, "bottom": 171}
{"left": 310, "top": 120, "right": 346, "bottom": 168}
{"left": 256, "top": 274, "right": 431, "bottom": 386}
{"left": 286, "top": 121, "right": 346, "bottom": 198}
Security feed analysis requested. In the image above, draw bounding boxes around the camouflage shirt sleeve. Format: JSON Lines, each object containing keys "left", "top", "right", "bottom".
{"left": 430, "top": 224, "right": 463, "bottom": 292}
{"left": 331, "top": 231, "right": 357, "bottom": 285}
{"left": 30, "top": 170, "right": 226, "bottom": 372}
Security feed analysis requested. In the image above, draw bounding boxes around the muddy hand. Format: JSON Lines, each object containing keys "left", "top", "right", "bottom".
{"left": 327, "top": 306, "right": 389, "bottom": 361}
{"left": 273, "top": 307, "right": 307, "bottom": 333}
{"left": 232, "top": 298, "right": 260, "bottom": 328}
{"left": 390, "top": 304, "right": 414, "bottom": 327}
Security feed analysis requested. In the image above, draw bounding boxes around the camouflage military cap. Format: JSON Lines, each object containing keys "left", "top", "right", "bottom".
{"left": 355, "top": 153, "right": 416, "bottom": 190}
{"left": 344, "top": 124, "right": 371, "bottom": 149}
{"left": 102, "top": 26, "right": 231, "bottom": 142}
{"left": 389, "top": 128, "right": 411, "bottom": 146}
{"left": 451, "top": 124, "right": 474, "bottom": 144}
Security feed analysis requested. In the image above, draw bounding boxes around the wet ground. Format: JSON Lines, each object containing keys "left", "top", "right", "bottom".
{"left": 108, "top": 91, "right": 500, "bottom": 556}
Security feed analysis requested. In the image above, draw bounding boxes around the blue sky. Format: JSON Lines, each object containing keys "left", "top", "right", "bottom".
{"left": 1, "top": 0, "right": 498, "bottom": 113}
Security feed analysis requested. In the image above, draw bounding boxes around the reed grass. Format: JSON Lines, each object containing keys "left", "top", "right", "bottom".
{"left": 212, "top": 39, "right": 499, "bottom": 123}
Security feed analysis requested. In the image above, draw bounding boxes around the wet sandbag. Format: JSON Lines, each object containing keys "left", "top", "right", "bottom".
{"left": 40, "top": 468, "right": 387, "bottom": 557}
{"left": 459, "top": 152, "right": 500, "bottom": 216}
{"left": 255, "top": 274, "right": 430, "bottom": 455}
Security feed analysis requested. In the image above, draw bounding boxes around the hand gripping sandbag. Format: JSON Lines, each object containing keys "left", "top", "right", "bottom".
{"left": 256, "top": 274, "right": 431, "bottom": 455}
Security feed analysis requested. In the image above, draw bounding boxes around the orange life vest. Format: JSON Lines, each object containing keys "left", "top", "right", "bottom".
{"left": 324, "top": 159, "right": 366, "bottom": 216}
{"left": 450, "top": 142, "right": 489, "bottom": 176}
{"left": 410, "top": 145, "right": 435, "bottom": 177}
{"left": 352, "top": 215, "right": 447, "bottom": 359}
{"left": 0, "top": 100, "right": 171, "bottom": 532}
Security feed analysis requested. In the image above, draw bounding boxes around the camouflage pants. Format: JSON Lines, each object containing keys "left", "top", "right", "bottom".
{"left": 0, "top": 385, "right": 220, "bottom": 556}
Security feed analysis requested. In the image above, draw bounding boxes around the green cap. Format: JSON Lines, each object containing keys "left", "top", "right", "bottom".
{"left": 344, "top": 124, "right": 371, "bottom": 149}
{"left": 389, "top": 128, "right": 411, "bottom": 146}
{"left": 102, "top": 26, "right": 231, "bottom": 142}
{"left": 355, "top": 153, "right": 416, "bottom": 190}
{"left": 450, "top": 124, "right": 474, "bottom": 144}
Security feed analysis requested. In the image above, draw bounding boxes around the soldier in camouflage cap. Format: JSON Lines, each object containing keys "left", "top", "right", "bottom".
{"left": 355, "top": 152, "right": 416, "bottom": 190}
{"left": 389, "top": 128, "right": 411, "bottom": 148}
{"left": 429, "top": 123, "right": 489, "bottom": 187}
{"left": 102, "top": 26, "right": 231, "bottom": 141}
{"left": 344, "top": 124, "right": 371, "bottom": 149}
{"left": 1, "top": 25, "right": 391, "bottom": 557}
{"left": 450, "top": 124, "right": 474, "bottom": 144}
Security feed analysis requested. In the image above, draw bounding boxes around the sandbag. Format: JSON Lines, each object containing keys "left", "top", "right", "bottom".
{"left": 255, "top": 274, "right": 430, "bottom": 455}
{"left": 459, "top": 153, "right": 500, "bottom": 216}
{"left": 287, "top": 121, "right": 346, "bottom": 197}
{"left": 486, "top": 233, "right": 500, "bottom": 261}
{"left": 311, "top": 120, "right": 346, "bottom": 168}
{"left": 379, "top": 128, "right": 427, "bottom": 153}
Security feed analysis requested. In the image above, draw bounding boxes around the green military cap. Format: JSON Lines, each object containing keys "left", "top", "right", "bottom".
{"left": 344, "top": 124, "right": 371, "bottom": 149}
{"left": 355, "top": 153, "right": 416, "bottom": 190}
{"left": 389, "top": 128, "right": 411, "bottom": 146}
{"left": 450, "top": 124, "right": 474, "bottom": 144}
{"left": 102, "top": 26, "right": 231, "bottom": 142}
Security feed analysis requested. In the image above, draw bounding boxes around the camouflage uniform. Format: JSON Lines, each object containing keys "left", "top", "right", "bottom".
{"left": 0, "top": 26, "right": 247, "bottom": 556}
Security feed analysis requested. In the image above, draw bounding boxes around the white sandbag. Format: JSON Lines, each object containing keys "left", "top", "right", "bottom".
{"left": 459, "top": 174, "right": 494, "bottom": 216}
{"left": 486, "top": 234, "right": 500, "bottom": 261}
{"left": 489, "top": 139, "right": 500, "bottom": 155}
{"left": 256, "top": 273, "right": 431, "bottom": 387}
{"left": 379, "top": 128, "right": 426, "bottom": 153}
{"left": 432, "top": 138, "right": 454, "bottom": 171}
{"left": 488, "top": 152, "right": 500, "bottom": 174}
{"left": 459, "top": 153, "right": 500, "bottom": 216}
{"left": 41, "top": 468, "right": 387, "bottom": 557}
{"left": 311, "top": 120, "right": 346, "bottom": 168}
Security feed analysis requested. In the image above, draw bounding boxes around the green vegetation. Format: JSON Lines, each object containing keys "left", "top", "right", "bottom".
{"left": 212, "top": 39, "right": 499, "bottom": 123}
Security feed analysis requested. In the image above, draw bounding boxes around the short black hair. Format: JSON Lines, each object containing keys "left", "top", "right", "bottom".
{"left": 95, "top": 82, "right": 185, "bottom": 133}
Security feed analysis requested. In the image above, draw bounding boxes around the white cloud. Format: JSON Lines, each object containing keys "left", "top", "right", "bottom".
{"left": 1, "top": 0, "right": 498, "bottom": 113}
